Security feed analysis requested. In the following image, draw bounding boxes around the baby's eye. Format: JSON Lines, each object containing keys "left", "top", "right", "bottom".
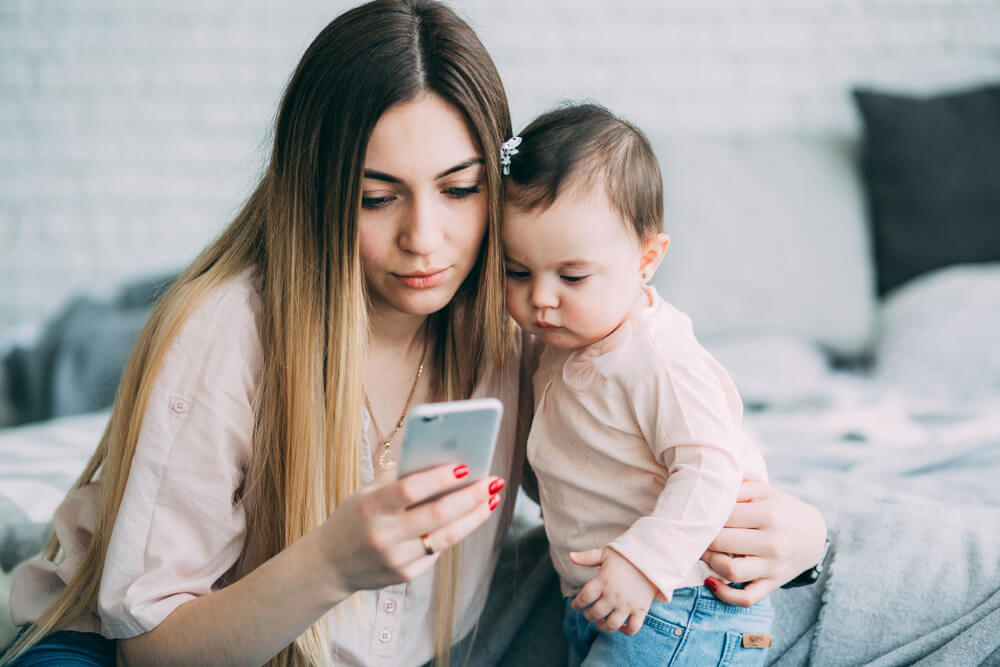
{"left": 505, "top": 268, "right": 530, "bottom": 280}
{"left": 361, "top": 195, "right": 394, "bottom": 209}
{"left": 561, "top": 275, "right": 589, "bottom": 284}
{"left": 444, "top": 185, "right": 481, "bottom": 199}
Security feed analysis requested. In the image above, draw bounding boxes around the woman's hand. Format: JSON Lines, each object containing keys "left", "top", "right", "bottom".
{"left": 311, "top": 464, "right": 504, "bottom": 597}
{"left": 700, "top": 480, "right": 827, "bottom": 607}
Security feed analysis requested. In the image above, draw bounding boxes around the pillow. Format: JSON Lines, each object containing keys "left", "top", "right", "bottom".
{"left": 853, "top": 84, "right": 1000, "bottom": 296}
{"left": 2, "top": 272, "right": 176, "bottom": 426}
{"left": 700, "top": 333, "right": 833, "bottom": 410}
{"left": 648, "top": 135, "right": 877, "bottom": 359}
{"left": 874, "top": 262, "right": 1000, "bottom": 401}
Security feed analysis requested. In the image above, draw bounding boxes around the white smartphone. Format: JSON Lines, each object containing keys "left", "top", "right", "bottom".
{"left": 396, "top": 398, "right": 504, "bottom": 497}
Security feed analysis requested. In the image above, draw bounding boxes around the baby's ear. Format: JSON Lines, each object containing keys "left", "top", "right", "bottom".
{"left": 639, "top": 233, "right": 670, "bottom": 282}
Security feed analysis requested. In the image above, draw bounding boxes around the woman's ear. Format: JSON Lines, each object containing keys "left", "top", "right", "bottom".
{"left": 639, "top": 233, "right": 670, "bottom": 282}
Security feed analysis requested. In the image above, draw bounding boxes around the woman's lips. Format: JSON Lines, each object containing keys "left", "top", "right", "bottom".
{"left": 535, "top": 321, "right": 561, "bottom": 330}
{"left": 394, "top": 267, "right": 449, "bottom": 289}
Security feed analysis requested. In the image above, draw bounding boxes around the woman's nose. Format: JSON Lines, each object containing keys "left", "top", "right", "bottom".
{"left": 398, "top": 195, "right": 443, "bottom": 255}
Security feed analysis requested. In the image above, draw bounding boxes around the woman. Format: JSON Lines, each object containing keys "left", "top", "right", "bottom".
{"left": 2, "top": 1, "right": 827, "bottom": 665}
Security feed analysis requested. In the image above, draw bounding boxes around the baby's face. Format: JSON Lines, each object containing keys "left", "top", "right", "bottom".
{"left": 503, "top": 185, "right": 646, "bottom": 350}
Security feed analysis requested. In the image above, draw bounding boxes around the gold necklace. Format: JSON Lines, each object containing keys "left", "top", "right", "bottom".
{"left": 363, "top": 332, "right": 428, "bottom": 471}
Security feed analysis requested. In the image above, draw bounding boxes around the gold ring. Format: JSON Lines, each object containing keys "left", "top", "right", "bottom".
{"left": 420, "top": 534, "right": 434, "bottom": 556}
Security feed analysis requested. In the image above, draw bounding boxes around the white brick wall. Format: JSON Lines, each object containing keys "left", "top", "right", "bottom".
{"left": 2, "top": 0, "right": 1000, "bottom": 332}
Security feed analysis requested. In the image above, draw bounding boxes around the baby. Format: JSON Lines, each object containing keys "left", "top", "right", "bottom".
{"left": 502, "top": 104, "right": 774, "bottom": 665}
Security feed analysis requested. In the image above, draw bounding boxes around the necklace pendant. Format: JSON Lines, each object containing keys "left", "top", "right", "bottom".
{"left": 378, "top": 442, "right": 397, "bottom": 471}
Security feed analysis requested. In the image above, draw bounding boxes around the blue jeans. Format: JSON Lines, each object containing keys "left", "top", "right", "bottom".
{"left": 2, "top": 627, "right": 116, "bottom": 666}
{"left": 564, "top": 585, "right": 774, "bottom": 667}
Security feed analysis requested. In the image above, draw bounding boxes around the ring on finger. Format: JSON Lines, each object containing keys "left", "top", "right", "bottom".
{"left": 420, "top": 534, "right": 434, "bottom": 556}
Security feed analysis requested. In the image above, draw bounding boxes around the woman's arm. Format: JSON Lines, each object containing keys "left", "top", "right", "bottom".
{"left": 700, "top": 480, "right": 828, "bottom": 607}
{"left": 117, "top": 526, "right": 348, "bottom": 666}
{"left": 118, "top": 465, "right": 503, "bottom": 666}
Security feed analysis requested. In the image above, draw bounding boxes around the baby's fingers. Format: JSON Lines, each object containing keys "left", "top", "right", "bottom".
{"left": 598, "top": 607, "right": 630, "bottom": 634}
{"left": 570, "top": 579, "right": 602, "bottom": 610}
{"left": 568, "top": 548, "right": 605, "bottom": 568}
{"left": 621, "top": 610, "right": 646, "bottom": 636}
{"left": 582, "top": 597, "right": 614, "bottom": 624}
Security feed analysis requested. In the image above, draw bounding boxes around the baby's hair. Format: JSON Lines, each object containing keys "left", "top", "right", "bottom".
{"left": 505, "top": 103, "right": 663, "bottom": 241}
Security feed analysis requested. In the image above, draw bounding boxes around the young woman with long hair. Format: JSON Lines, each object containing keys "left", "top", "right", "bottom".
{"left": 2, "top": 2, "right": 828, "bottom": 665}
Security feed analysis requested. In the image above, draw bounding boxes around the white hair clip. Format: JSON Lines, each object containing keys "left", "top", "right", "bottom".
{"left": 500, "top": 136, "right": 522, "bottom": 175}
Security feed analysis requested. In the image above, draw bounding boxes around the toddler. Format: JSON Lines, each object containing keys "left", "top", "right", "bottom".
{"left": 501, "top": 104, "right": 774, "bottom": 666}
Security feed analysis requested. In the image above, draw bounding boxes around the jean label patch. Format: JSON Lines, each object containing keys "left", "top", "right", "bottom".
{"left": 742, "top": 633, "right": 772, "bottom": 648}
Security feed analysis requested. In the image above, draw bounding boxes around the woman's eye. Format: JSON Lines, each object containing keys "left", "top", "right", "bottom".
{"left": 361, "top": 195, "right": 394, "bottom": 209}
{"left": 444, "top": 185, "right": 481, "bottom": 199}
{"left": 561, "top": 275, "right": 589, "bottom": 284}
{"left": 505, "top": 269, "right": 529, "bottom": 280}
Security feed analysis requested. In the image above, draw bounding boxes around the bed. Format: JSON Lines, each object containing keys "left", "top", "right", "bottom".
{"left": 2, "top": 84, "right": 999, "bottom": 664}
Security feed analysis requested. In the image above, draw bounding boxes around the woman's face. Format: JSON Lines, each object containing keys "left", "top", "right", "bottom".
{"left": 359, "top": 92, "right": 487, "bottom": 320}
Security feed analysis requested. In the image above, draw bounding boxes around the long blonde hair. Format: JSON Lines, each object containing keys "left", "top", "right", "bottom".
{"left": 2, "top": 2, "right": 512, "bottom": 665}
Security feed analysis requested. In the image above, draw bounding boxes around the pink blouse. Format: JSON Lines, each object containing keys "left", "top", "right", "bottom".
{"left": 10, "top": 269, "right": 533, "bottom": 667}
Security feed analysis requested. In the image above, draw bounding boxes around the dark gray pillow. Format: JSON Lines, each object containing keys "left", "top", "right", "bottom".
{"left": 2, "top": 273, "right": 177, "bottom": 425}
{"left": 853, "top": 84, "right": 1000, "bottom": 296}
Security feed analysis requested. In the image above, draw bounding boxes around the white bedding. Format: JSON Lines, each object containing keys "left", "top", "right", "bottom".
{"left": 749, "top": 373, "right": 1000, "bottom": 508}
{"left": 0, "top": 411, "right": 108, "bottom": 525}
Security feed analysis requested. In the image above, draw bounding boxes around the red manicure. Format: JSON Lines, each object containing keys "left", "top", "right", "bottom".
{"left": 488, "top": 478, "right": 505, "bottom": 494}
{"left": 453, "top": 464, "right": 469, "bottom": 479}
{"left": 704, "top": 578, "right": 719, "bottom": 592}
{"left": 489, "top": 494, "right": 501, "bottom": 511}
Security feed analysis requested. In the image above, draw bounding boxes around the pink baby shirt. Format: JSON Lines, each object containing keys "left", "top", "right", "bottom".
{"left": 527, "top": 285, "right": 768, "bottom": 601}
{"left": 9, "top": 268, "right": 532, "bottom": 667}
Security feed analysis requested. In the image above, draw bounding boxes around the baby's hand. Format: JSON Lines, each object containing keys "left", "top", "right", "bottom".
{"left": 568, "top": 547, "right": 661, "bottom": 636}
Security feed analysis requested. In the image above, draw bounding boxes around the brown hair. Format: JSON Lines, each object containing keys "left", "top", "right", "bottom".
{"left": 1, "top": 2, "right": 512, "bottom": 666}
{"left": 504, "top": 103, "right": 663, "bottom": 240}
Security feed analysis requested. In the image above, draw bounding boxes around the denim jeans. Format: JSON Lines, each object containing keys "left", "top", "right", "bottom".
{"left": 564, "top": 585, "right": 774, "bottom": 667}
{"left": 2, "top": 627, "right": 116, "bottom": 667}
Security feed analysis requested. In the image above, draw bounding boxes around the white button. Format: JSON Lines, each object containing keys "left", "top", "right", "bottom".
{"left": 673, "top": 628, "right": 683, "bottom": 637}
{"left": 383, "top": 599, "right": 397, "bottom": 613}
{"left": 170, "top": 397, "right": 188, "bottom": 414}
{"left": 378, "top": 629, "right": 392, "bottom": 643}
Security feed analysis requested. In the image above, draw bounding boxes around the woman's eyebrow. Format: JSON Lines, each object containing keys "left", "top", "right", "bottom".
{"left": 363, "top": 169, "right": 401, "bottom": 184}
{"left": 362, "top": 157, "right": 483, "bottom": 184}
{"left": 436, "top": 157, "right": 483, "bottom": 179}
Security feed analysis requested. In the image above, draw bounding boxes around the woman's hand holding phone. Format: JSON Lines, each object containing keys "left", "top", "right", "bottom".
{"left": 305, "top": 399, "right": 505, "bottom": 597}
{"left": 310, "top": 462, "right": 504, "bottom": 598}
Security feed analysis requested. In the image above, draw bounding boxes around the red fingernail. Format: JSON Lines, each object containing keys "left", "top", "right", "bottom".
{"left": 453, "top": 465, "right": 469, "bottom": 479}
{"left": 488, "top": 478, "right": 505, "bottom": 494}
{"left": 489, "top": 494, "right": 501, "bottom": 511}
{"left": 704, "top": 578, "right": 718, "bottom": 592}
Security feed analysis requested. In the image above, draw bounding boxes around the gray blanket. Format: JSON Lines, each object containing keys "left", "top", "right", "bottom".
{"left": 770, "top": 502, "right": 1000, "bottom": 666}
{"left": 765, "top": 432, "right": 1000, "bottom": 666}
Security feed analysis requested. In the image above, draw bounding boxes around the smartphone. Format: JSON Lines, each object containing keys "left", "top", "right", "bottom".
{"left": 396, "top": 398, "right": 504, "bottom": 499}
